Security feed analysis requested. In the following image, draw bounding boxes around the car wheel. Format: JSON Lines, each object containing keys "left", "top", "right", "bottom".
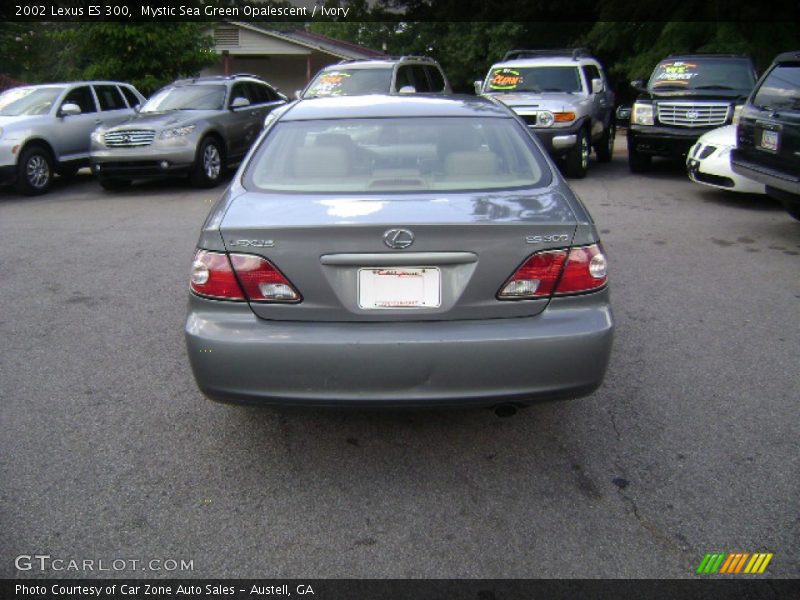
{"left": 596, "top": 123, "right": 615, "bottom": 163}
{"left": 628, "top": 146, "right": 651, "bottom": 173}
{"left": 190, "top": 137, "right": 225, "bottom": 188}
{"left": 16, "top": 145, "right": 54, "bottom": 195}
{"left": 564, "top": 129, "right": 589, "bottom": 178}
{"left": 97, "top": 176, "right": 132, "bottom": 191}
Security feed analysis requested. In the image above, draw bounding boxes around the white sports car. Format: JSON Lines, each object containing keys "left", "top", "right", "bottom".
{"left": 686, "top": 125, "right": 765, "bottom": 194}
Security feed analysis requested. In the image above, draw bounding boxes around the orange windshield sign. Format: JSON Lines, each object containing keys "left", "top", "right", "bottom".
{"left": 489, "top": 68, "right": 522, "bottom": 90}
{"left": 319, "top": 73, "right": 347, "bottom": 85}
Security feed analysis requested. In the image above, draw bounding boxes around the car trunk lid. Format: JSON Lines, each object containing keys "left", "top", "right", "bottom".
{"left": 218, "top": 189, "right": 581, "bottom": 322}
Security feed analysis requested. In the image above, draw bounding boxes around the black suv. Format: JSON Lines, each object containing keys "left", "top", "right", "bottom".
{"left": 627, "top": 54, "right": 757, "bottom": 172}
{"left": 731, "top": 51, "right": 800, "bottom": 222}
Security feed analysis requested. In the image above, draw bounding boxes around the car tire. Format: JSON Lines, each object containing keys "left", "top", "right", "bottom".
{"left": 596, "top": 123, "right": 615, "bottom": 163}
{"left": 97, "top": 176, "right": 132, "bottom": 191}
{"left": 190, "top": 137, "right": 225, "bottom": 188}
{"left": 16, "top": 145, "right": 54, "bottom": 196}
{"left": 564, "top": 129, "right": 589, "bottom": 178}
{"left": 628, "top": 146, "right": 652, "bottom": 173}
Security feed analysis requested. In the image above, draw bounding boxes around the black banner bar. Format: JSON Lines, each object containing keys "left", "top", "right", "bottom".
{"left": 2, "top": 579, "right": 800, "bottom": 600}
{"left": 0, "top": 0, "right": 798, "bottom": 22}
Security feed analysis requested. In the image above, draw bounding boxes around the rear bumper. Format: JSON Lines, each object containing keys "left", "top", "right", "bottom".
{"left": 629, "top": 125, "right": 711, "bottom": 157}
{"left": 730, "top": 150, "right": 800, "bottom": 201}
{"left": 185, "top": 290, "right": 614, "bottom": 407}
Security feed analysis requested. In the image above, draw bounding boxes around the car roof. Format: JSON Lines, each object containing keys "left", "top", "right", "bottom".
{"left": 10, "top": 81, "right": 134, "bottom": 88}
{"left": 662, "top": 54, "right": 752, "bottom": 61}
{"left": 773, "top": 50, "right": 800, "bottom": 64}
{"left": 325, "top": 56, "right": 438, "bottom": 68}
{"left": 491, "top": 57, "right": 593, "bottom": 69}
{"left": 280, "top": 94, "right": 511, "bottom": 121}
{"left": 170, "top": 75, "right": 266, "bottom": 86}
{"left": 320, "top": 61, "right": 397, "bottom": 70}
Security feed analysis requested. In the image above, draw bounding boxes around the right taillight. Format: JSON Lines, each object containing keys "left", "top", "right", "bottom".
{"left": 498, "top": 243, "right": 608, "bottom": 300}
{"left": 556, "top": 244, "right": 608, "bottom": 295}
{"left": 190, "top": 250, "right": 301, "bottom": 303}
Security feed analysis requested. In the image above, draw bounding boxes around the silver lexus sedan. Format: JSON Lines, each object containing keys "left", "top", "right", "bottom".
{"left": 185, "top": 95, "right": 613, "bottom": 408}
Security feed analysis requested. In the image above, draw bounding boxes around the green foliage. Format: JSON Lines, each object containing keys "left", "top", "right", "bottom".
{"left": 0, "top": 23, "right": 75, "bottom": 82}
{"left": 61, "top": 23, "right": 216, "bottom": 95}
{"left": 0, "top": 23, "right": 215, "bottom": 95}
{"left": 582, "top": 21, "right": 800, "bottom": 103}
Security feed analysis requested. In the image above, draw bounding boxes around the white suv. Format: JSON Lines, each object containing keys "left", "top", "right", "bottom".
{"left": 299, "top": 56, "right": 451, "bottom": 98}
{"left": 477, "top": 49, "right": 616, "bottom": 178}
{"left": 0, "top": 81, "right": 144, "bottom": 194}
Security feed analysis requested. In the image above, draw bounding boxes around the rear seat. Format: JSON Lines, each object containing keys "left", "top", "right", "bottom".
{"left": 444, "top": 151, "right": 499, "bottom": 177}
{"left": 292, "top": 146, "right": 351, "bottom": 178}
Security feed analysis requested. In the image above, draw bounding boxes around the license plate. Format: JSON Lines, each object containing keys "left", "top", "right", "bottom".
{"left": 358, "top": 267, "right": 441, "bottom": 309}
{"left": 759, "top": 129, "right": 779, "bottom": 152}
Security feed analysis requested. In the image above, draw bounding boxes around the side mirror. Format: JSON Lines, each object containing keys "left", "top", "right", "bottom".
{"left": 133, "top": 103, "right": 140, "bottom": 113}
{"left": 591, "top": 78, "right": 604, "bottom": 94}
{"left": 294, "top": 90, "right": 302, "bottom": 100}
{"left": 230, "top": 96, "right": 250, "bottom": 109}
{"left": 474, "top": 80, "right": 483, "bottom": 95}
{"left": 60, "top": 103, "right": 81, "bottom": 116}
{"left": 398, "top": 85, "right": 416, "bottom": 94}
{"left": 630, "top": 80, "right": 645, "bottom": 92}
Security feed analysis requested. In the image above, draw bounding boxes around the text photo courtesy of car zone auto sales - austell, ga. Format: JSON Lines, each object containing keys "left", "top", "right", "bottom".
{"left": 0, "top": 2, "right": 799, "bottom": 599}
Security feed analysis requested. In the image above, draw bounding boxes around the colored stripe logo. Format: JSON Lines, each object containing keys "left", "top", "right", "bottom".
{"left": 696, "top": 552, "right": 773, "bottom": 574}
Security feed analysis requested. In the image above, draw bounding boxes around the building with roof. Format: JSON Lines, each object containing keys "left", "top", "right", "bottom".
{"left": 202, "top": 22, "right": 385, "bottom": 97}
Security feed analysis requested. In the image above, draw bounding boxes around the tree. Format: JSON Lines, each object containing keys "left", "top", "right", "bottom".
{"left": 60, "top": 23, "right": 217, "bottom": 95}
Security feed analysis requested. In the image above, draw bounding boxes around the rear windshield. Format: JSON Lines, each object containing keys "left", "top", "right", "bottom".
{"left": 141, "top": 85, "right": 226, "bottom": 112}
{"left": 244, "top": 117, "right": 550, "bottom": 193}
{"left": 752, "top": 64, "right": 800, "bottom": 110}
{"left": 304, "top": 69, "right": 393, "bottom": 98}
{"left": 0, "top": 86, "right": 65, "bottom": 116}
{"left": 649, "top": 59, "right": 755, "bottom": 91}
{"left": 484, "top": 67, "right": 582, "bottom": 93}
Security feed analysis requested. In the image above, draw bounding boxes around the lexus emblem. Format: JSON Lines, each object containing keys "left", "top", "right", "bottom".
{"left": 383, "top": 228, "right": 415, "bottom": 249}
{"left": 686, "top": 110, "right": 699, "bottom": 120}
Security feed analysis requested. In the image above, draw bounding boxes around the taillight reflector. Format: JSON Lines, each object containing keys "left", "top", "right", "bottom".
{"left": 498, "top": 250, "right": 568, "bottom": 299}
{"left": 229, "top": 253, "right": 301, "bottom": 303}
{"left": 498, "top": 243, "right": 608, "bottom": 300}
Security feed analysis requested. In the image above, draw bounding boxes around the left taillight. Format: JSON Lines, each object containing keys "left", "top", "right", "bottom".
{"left": 190, "top": 250, "right": 301, "bottom": 303}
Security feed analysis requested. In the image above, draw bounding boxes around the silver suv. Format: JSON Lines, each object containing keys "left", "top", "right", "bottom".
{"left": 0, "top": 81, "right": 144, "bottom": 195}
{"left": 90, "top": 74, "right": 287, "bottom": 190}
{"left": 477, "top": 49, "right": 616, "bottom": 178}
{"left": 299, "top": 56, "right": 451, "bottom": 98}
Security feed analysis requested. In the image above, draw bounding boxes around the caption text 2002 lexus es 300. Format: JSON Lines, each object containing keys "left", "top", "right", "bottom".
{"left": 184, "top": 95, "right": 614, "bottom": 409}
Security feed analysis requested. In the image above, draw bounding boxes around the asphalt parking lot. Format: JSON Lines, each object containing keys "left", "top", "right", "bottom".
{"left": 1, "top": 136, "right": 798, "bottom": 579}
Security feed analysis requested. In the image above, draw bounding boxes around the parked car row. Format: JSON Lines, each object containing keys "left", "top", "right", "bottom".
{"left": 615, "top": 50, "right": 800, "bottom": 222}
{"left": 2, "top": 49, "right": 798, "bottom": 222}
{"left": 0, "top": 74, "right": 288, "bottom": 195}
